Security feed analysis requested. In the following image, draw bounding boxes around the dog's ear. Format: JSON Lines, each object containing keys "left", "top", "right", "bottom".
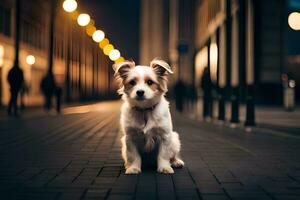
{"left": 150, "top": 58, "right": 173, "bottom": 76}
{"left": 113, "top": 61, "right": 135, "bottom": 80}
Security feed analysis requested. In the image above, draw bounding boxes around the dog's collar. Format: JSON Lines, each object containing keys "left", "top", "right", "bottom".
{"left": 132, "top": 104, "right": 158, "bottom": 112}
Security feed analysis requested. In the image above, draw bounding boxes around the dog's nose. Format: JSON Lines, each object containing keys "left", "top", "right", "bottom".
{"left": 136, "top": 90, "right": 145, "bottom": 97}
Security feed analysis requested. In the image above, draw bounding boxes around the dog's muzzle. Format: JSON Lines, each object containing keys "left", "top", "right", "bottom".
{"left": 136, "top": 90, "right": 145, "bottom": 100}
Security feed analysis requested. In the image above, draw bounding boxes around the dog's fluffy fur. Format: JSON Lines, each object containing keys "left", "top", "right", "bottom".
{"left": 113, "top": 58, "right": 184, "bottom": 174}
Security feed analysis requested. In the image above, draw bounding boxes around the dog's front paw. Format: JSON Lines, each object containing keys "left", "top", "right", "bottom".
{"left": 125, "top": 166, "right": 141, "bottom": 174}
{"left": 171, "top": 158, "right": 185, "bottom": 168}
{"left": 157, "top": 166, "right": 174, "bottom": 174}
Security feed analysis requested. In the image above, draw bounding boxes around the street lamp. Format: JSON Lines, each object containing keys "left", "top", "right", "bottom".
{"left": 99, "top": 38, "right": 109, "bottom": 49}
{"left": 86, "top": 24, "right": 96, "bottom": 36}
{"left": 63, "top": 0, "right": 77, "bottom": 13}
{"left": 115, "top": 56, "right": 125, "bottom": 64}
{"left": 109, "top": 49, "right": 120, "bottom": 61}
{"left": 288, "top": 12, "right": 300, "bottom": 31}
{"left": 26, "top": 55, "right": 35, "bottom": 65}
{"left": 92, "top": 30, "right": 105, "bottom": 42}
{"left": 103, "top": 44, "right": 114, "bottom": 55}
{"left": 62, "top": 0, "right": 126, "bottom": 65}
{"left": 77, "top": 13, "right": 90, "bottom": 26}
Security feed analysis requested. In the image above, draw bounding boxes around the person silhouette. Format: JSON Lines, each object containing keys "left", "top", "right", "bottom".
{"left": 187, "top": 84, "right": 197, "bottom": 112}
{"left": 40, "top": 73, "right": 56, "bottom": 111}
{"left": 55, "top": 86, "right": 62, "bottom": 113}
{"left": 201, "top": 67, "right": 212, "bottom": 120}
{"left": 174, "top": 79, "right": 187, "bottom": 112}
{"left": 7, "top": 63, "right": 24, "bottom": 117}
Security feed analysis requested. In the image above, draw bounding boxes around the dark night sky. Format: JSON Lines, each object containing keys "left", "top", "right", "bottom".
{"left": 286, "top": 27, "right": 300, "bottom": 56}
{"left": 287, "top": 0, "right": 300, "bottom": 55}
{"left": 82, "top": 0, "right": 140, "bottom": 61}
{"left": 79, "top": 0, "right": 300, "bottom": 58}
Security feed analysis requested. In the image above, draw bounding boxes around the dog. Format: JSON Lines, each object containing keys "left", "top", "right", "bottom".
{"left": 113, "top": 58, "right": 184, "bottom": 174}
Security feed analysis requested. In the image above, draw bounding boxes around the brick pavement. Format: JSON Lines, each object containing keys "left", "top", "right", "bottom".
{"left": 0, "top": 101, "right": 300, "bottom": 200}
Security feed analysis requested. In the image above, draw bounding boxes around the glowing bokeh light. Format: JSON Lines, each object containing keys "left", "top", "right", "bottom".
{"left": 92, "top": 30, "right": 105, "bottom": 42}
{"left": 99, "top": 38, "right": 109, "bottom": 49}
{"left": 62, "top": 0, "right": 125, "bottom": 63}
{"left": 288, "top": 12, "right": 300, "bottom": 31}
{"left": 63, "top": 0, "right": 77, "bottom": 13}
{"left": 26, "top": 55, "right": 36, "bottom": 65}
{"left": 86, "top": 25, "right": 96, "bottom": 36}
{"left": 103, "top": 44, "right": 114, "bottom": 55}
{"left": 115, "top": 57, "right": 125, "bottom": 64}
{"left": 77, "top": 13, "right": 90, "bottom": 26}
{"left": 289, "top": 80, "right": 296, "bottom": 88}
{"left": 109, "top": 49, "right": 121, "bottom": 61}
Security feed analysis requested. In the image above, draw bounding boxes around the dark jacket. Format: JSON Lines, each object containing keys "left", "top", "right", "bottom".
{"left": 7, "top": 67, "right": 24, "bottom": 92}
{"left": 201, "top": 68, "right": 212, "bottom": 93}
{"left": 41, "top": 74, "right": 56, "bottom": 96}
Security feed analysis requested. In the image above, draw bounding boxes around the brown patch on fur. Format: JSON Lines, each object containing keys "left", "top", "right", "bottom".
{"left": 122, "top": 77, "right": 141, "bottom": 96}
{"left": 149, "top": 59, "right": 172, "bottom": 93}
{"left": 122, "top": 78, "right": 135, "bottom": 93}
{"left": 124, "top": 77, "right": 137, "bottom": 87}
{"left": 144, "top": 76, "right": 159, "bottom": 92}
{"left": 114, "top": 70, "right": 130, "bottom": 93}
{"left": 156, "top": 76, "right": 168, "bottom": 93}
{"left": 113, "top": 61, "right": 135, "bottom": 91}
{"left": 150, "top": 59, "right": 173, "bottom": 75}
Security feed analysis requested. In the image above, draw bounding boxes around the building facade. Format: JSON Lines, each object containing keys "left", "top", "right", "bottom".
{"left": 0, "top": 0, "right": 115, "bottom": 106}
{"left": 140, "top": 0, "right": 196, "bottom": 86}
{"left": 194, "top": 0, "right": 300, "bottom": 123}
{"left": 140, "top": 0, "right": 300, "bottom": 123}
{"left": 142, "top": 1, "right": 298, "bottom": 103}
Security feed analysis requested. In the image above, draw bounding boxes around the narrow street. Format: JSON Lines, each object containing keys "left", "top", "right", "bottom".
{"left": 0, "top": 101, "right": 299, "bottom": 200}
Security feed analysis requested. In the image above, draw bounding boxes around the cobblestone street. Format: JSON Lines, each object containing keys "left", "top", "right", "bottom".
{"left": 0, "top": 101, "right": 300, "bottom": 200}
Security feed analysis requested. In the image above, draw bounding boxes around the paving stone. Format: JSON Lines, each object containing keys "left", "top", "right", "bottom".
{"left": 57, "top": 191, "right": 84, "bottom": 200}
{"left": 106, "top": 194, "right": 133, "bottom": 200}
{"left": 201, "top": 194, "right": 230, "bottom": 200}
{"left": 0, "top": 101, "right": 300, "bottom": 199}
{"left": 156, "top": 174, "right": 176, "bottom": 200}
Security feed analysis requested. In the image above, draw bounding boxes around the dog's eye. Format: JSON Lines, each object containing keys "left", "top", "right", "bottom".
{"left": 129, "top": 80, "right": 136, "bottom": 86}
{"left": 147, "top": 80, "right": 153, "bottom": 85}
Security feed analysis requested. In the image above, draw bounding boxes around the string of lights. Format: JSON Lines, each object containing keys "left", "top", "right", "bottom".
{"left": 62, "top": 0, "right": 125, "bottom": 64}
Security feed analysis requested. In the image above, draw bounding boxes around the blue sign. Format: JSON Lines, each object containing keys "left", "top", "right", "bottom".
{"left": 177, "top": 42, "right": 189, "bottom": 54}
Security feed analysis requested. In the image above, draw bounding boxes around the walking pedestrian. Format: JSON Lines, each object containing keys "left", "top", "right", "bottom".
{"left": 40, "top": 73, "right": 56, "bottom": 111}
{"left": 201, "top": 67, "right": 212, "bottom": 121}
{"left": 7, "top": 65, "right": 24, "bottom": 117}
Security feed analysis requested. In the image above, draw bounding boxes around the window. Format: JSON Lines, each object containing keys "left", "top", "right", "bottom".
{"left": 0, "top": 5, "right": 11, "bottom": 37}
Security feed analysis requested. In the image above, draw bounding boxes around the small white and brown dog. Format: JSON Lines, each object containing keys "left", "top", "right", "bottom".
{"left": 113, "top": 58, "right": 184, "bottom": 174}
